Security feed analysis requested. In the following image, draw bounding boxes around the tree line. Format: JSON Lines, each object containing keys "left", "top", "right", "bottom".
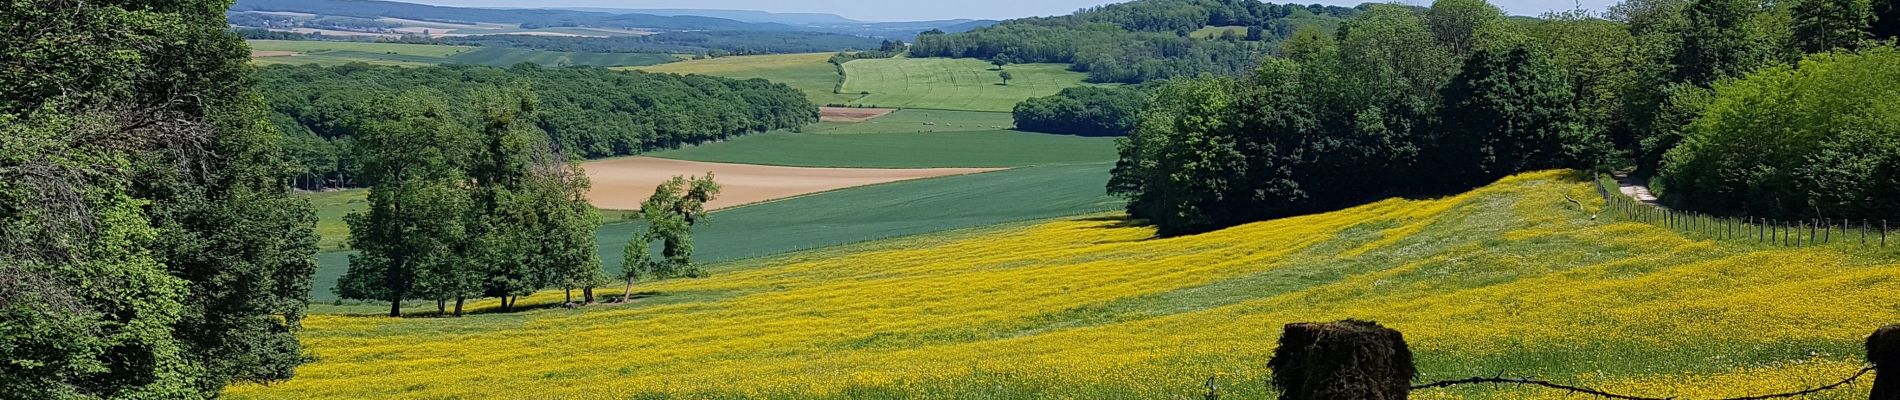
{"left": 910, "top": 0, "right": 1362, "bottom": 83}
{"left": 443, "top": 31, "right": 888, "bottom": 56}
{"left": 1012, "top": 86, "right": 1153, "bottom": 136}
{"left": 1112, "top": 0, "right": 1900, "bottom": 236}
{"left": 4, "top": 0, "right": 320, "bottom": 397}
{"left": 255, "top": 63, "right": 816, "bottom": 190}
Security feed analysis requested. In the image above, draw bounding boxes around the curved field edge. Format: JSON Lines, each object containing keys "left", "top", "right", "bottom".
{"left": 243, "top": 170, "right": 1900, "bottom": 399}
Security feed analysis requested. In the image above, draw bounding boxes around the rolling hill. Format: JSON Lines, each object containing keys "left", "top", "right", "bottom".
{"left": 234, "top": 171, "right": 1900, "bottom": 399}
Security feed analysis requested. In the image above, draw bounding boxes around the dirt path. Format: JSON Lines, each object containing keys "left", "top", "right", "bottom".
{"left": 1615, "top": 174, "right": 1661, "bottom": 205}
{"left": 581, "top": 157, "right": 1002, "bottom": 211}
{"left": 819, "top": 107, "right": 896, "bottom": 123}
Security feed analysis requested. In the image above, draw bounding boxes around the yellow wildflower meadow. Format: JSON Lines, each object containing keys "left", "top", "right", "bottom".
{"left": 228, "top": 171, "right": 1900, "bottom": 399}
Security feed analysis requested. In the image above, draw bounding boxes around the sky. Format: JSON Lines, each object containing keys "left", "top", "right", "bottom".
{"left": 401, "top": 0, "right": 1619, "bottom": 22}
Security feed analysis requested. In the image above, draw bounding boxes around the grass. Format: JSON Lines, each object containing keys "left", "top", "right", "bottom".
{"left": 1191, "top": 25, "right": 1251, "bottom": 40}
{"left": 840, "top": 58, "right": 1096, "bottom": 112}
{"left": 298, "top": 190, "right": 368, "bottom": 252}
{"left": 247, "top": 40, "right": 676, "bottom": 68}
{"left": 231, "top": 170, "right": 1900, "bottom": 399}
{"left": 634, "top": 55, "right": 1099, "bottom": 112}
{"left": 630, "top": 53, "right": 862, "bottom": 106}
{"left": 302, "top": 163, "right": 1122, "bottom": 301}
{"left": 652, "top": 110, "right": 1116, "bottom": 168}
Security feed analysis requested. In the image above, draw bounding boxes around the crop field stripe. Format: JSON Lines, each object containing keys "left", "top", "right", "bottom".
{"left": 302, "top": 163, "right": 1121, "bottom": 301}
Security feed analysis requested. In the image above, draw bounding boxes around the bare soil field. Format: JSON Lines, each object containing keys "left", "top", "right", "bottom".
{"left": 582, "top": 157, "right": 1001, "bottom": 210}
{"left": 819, "top": 107, "right": 897, "bottom": 122}
{"left": 250, "top": 50, "right": 300, "bottom": 58}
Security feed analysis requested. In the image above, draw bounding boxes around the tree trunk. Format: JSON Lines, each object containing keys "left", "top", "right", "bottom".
{"left": 388, "top": 293, "right": 402, "bottom": 318}
{"left": 436, "top": 299, "right": 446, "bottom": 316}
{"left": 623, "top": 278, "right": 635, "bottom": 303}
{"left": 583, "top": 287, "right": 594, "bottom": 304}
{"left": 564, "top": 288, "right": 572, "bottom": 304}
{"left": 454, "top": 297, "right": 465, "bottom": 317}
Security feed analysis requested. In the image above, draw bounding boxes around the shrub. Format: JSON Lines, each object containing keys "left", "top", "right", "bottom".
{"left": 1657, "top": 45, "right": 1900, "bottom": 219}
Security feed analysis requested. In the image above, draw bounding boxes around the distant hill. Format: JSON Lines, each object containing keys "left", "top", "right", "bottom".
{"left": 233, "top": 0, "right": 995, "bottom": 41}
{"left": 565, "top": 8, "right": 860, "bottom": 25}
{"left": 232, "top": 0, "right": 793, "bottom": 31}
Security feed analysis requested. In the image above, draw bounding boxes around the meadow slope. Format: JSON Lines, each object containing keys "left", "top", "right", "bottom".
{"left": 238, "top": 171, "right": 1900, "bottom": 399}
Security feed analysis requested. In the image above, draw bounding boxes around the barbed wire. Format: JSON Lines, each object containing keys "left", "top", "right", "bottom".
{"left": 1411, "top": 366, "right": 1876, "bottom": 400}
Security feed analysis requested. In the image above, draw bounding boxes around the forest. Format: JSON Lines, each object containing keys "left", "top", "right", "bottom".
{"left": 910, "top": 0, "right": 1361, "bottom": 83}
{"left": 256, "top": 63, "right": 817, "bottom": 190}
{"left": 1112, "top": 0, "right": 1900, "bottom": 235}
{"left": 1011, "top": 86, "right": 1152, "bottom": 136}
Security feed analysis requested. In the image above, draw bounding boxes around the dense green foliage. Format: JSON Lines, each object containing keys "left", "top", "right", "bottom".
{"left": 618, "top": 174, "right": 719, "bottom": 300}
{"left": 1793, "top": 0, "right": 1874, "bottom": 53}
{"left": 1, "top": 0, "right": 318, "bottom": 397}
{"left": 255, "top": 63, "right": 815, "bottom": 189}
{"left": 1012, "top": 86, "right": 1152, "bottom": 136}
{"left": 338, "top": 87, "right": 603, "bottom": 316}
{"left": 1111, "top": 2, "right": 1607, "bottom": 235}
{"left": 1655, "top": 47, "right": 1900, "bottom": 220}
{"left": 447, "top": 31, "right": 885, "bottom": 56}
{"left": 912, "top": 0, "right": 1360, "bottom": 83}
{"left": 1110, "top": 0, "right": 1900, "bottom": 234}
{"left": 1434, "top": 43, "right": 1603, "bottom": 187}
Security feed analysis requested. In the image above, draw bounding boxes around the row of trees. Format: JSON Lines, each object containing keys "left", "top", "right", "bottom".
{"left": 335, "top": 88, "right": 729, "bottom": 316}
{"left": 257, "top": 63, "right": 816, "bottom": 190}
{"left": 444, "top": 31, "right": 888, "bottom": 56}
{"left": 334, "top": 87, "right": 606, "bottom": 317}
{"left": 910, "top": 0, "right": 1362, "bottom": 83}
{"left": 1112, "top": 0, "right": 1900, "bottom": 234}
{"left": 1655, "top": 46, "right": 1900, "bottom": 220}
{"left": 3, "top": 0, "right": 320, "bottom": 397}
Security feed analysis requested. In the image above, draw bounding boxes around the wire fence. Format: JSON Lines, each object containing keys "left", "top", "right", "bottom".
{"left": 1594, "top": 175, "right": 1889, "bottom": 248}
{"left": 1254, "top": 321, "right": 1898, "bottom": 400}
{"left": 1410, "top": 366, "right": 1876, "bottom": 400}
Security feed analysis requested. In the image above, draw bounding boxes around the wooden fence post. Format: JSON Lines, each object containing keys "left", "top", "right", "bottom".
{"left": 1869, "top": 325, "right": 1900, "bottom": 400}
{"left": 1269, "top": 320, "right": 1413, "bottom": 400}
{"left": 1825, "top": 218, "right": 1831, "bottom": 244}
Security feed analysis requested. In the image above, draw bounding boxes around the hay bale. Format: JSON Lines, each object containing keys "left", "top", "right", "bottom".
{"left": 1870, "top": 325, "right": 1900, "bottom": 400}
{"left": 1268, "top": 320, "right": 1414, "bottom": 400}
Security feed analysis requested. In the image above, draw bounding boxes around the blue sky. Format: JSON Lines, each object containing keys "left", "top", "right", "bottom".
{"left": 403, "top": 0, "right": 1619, "bottom": 22}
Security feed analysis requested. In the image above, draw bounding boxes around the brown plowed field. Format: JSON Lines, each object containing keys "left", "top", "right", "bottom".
{"left": 582, "top": 157, "right": 1001, "bottom": 210}
{"left": 819, "top": 107, "right": 897, "bottom": 122}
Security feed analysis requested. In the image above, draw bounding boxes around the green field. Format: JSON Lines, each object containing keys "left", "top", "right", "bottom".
{"left": 635, "top": 55, "right": 1098, "bottom": 112}
{"left": 653, "top": 110, "right": 1116, "bottom": 168}
{"left": 299, "top": 190, "right": 367, "bottom": 251}
{"left": 248, "top": 40, "right": 676, "bottom": 68}
{"left": 631, "top": 53, "right": 862, "bottom": 106}
{"left": 840, "top": 58, "right": 1096, "bottom": 112}
{"left": 305, "top": 163, "right": 1121, "bottom": 301}
{"left": 1191, "top": 25, "right": 1251, "bottom": 39}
